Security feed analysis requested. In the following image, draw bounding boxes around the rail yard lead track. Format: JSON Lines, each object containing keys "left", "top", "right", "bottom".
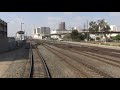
{"left": 31, "top": 43, "right": 51, "bottom": 78}
{"left": 23, "top": 42, "right": 51, "bottom": 78}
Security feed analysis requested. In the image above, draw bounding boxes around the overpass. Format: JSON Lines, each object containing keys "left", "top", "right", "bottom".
{"left": 44, "top": 31, "right": 120, "bottom": 37}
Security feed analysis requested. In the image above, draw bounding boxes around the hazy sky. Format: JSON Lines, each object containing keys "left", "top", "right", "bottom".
{"left": 0, "top": 12, "right": 120, "bottom": 37}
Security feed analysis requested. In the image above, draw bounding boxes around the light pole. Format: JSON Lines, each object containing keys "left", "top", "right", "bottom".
{"left": 87, "top": 20, "right": 89, "bottom": 42}
{"left": 21, "top": 23, "right": 24, "bottom": 31}
{"left": 21, "top": 23, "right": 24, "bottom": 40}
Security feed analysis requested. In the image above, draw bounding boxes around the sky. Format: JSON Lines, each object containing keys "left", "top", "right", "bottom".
{"left": 0, "top": 12, "right": 120, "bottom": 37}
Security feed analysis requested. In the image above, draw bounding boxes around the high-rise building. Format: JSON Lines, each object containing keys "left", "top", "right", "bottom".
{"left": 36, "top": 27, "right": 40, "bottom": 34}
{"left": 59, "top": 22, "right": 65, "bottom": 30}
{"left": 41, "top": 27, "right": 50, "bottom": 34}
{"left": 33, "top": 27, "right": 50, "bottom": 39}
{"left": 0, "top": 19, "right": 7, "bottom": 38}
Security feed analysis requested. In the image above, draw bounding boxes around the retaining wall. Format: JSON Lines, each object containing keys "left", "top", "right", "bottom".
{"left": 0, "top": 38, "right": 26, "bottom": 53}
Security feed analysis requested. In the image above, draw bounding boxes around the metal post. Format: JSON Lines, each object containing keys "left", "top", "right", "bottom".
{"left": 84, "top": 23, "right": 86, "bottom": 41}
{"left": 87, "top": 20, "right": 89, "bottom": 41}
{"left": 21, "top": 23, "right": 24, "bottom": 40}
{"left": 21, "top": 23, "right": 24, "bottom": 31}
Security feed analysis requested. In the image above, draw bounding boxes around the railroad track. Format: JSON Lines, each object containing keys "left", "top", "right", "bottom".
{"left": 70, "top": 50, "right": 120, "bottom": 68}
{"left": 43, "top": 45, "right": 89, "bottom": 78}
{"left": 51, "top": 43, "right": 120, "bottom": 69}
{"left": 31, "top": 43, "right": 51, "bottom": 78}
{"left": 43, "top": 44, "right": 113, "bottom": 78}
{"left": 46, "top": 42, "right": 120, "bottom": 58}
{"left": 23, "top": 42, "right": 51, "bottom": 78}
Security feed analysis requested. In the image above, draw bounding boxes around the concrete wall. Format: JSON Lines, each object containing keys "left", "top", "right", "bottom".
{"left": 0, "top": 37, "right": 26, "bottom": 53}
{"left": 0, "top": 38, "right": 9, "bottom": 52}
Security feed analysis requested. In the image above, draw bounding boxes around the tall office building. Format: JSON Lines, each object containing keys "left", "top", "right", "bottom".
{"left": 41, "top": 27, "right": 50, "bottom": 34}
{"left": 33, "top": 27, "right": 50, "bottom": 39}
{"left": 59, "top": 22, "right": 65, "bottom": 30}
{"left": 0, "top": 19, "right": 7, "bottom": 38}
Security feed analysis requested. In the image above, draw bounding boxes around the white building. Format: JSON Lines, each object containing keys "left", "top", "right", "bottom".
{"left": 51, "top": 30, "right": 59, "bottom": 39}
{"left": 110, "top": 25, "right": 117, "bottom": 31}
{"left": 16, "top": 31, "right": 25, "bottom": 41}
{"left": 51, "top": 30, "right": 72, "bottom": 40}
{"left": 33, "top": 27, "right": 50, "bottom": 39}
{"left": 109, "top": 25, "right": 118, "bottom": 37}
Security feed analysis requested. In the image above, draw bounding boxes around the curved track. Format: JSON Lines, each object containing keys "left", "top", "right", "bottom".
{"left": 23, "top": 42, "right": 51, "bottom": 78}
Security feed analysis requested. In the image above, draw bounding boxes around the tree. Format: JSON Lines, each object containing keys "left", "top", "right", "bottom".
{"left": 70, "top": 30, "right": 86, "bottom": 41}
{"left": 71, "top": 30, "right": 79, "bottom": 36}
{"left": 115, "top": 34, "right": 120, "bottom": 40}
{"left": 112, "top": 34, "right": 120, "bottom": 41}
{"left": 97, "top": 19, "right": 110, "bottom": 42}
{"left": 71, "top": 30, "right": 79, "bottom": 39}
{"left": 89, "top": 21, "right": 99, "bottom": 33}
{"left": 89, "top": 19, "right": 111, "bottom": 42}
{"left": 89, "top": 21, "right": 99, "bottom": 41}
{"left": 78, "top": 33, "right": 86, "bottom": 40}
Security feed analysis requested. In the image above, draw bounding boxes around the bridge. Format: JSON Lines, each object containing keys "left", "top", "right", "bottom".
{"left": 44, "top": 31, "right": 120, "bottom": 37}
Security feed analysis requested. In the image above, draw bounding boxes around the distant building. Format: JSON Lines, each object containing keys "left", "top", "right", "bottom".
{"left": 16, "top": 31, "right": 25, "bottom": 41}
{"left": 110, "top": 25, "right": 117, "bottom": 31}
{"left": 58, "top": 22, "right": 66, "bottom": 31}
{"left": 41, "top": 27, "right": 50, "bottom": 34}
{"left": 33, "top": 27, "right": 50, "bottom": 39}
{"left": 51, "top": 29, "right": 72, "bottom": 40}
{"left": 0, "top": 19, "right": 7, "bottom": 38}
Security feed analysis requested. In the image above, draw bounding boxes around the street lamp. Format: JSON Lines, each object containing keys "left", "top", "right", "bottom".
{"left": 21, "top": 23, "right": 24, "bottom": 31}
{"left": 21, "top": 23, "right": 24, "bottom": 40}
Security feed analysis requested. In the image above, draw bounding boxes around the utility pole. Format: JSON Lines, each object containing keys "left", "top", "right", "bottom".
{"left": 21, "top": 23, "right": 24, "bottom": 31}
{"left": 24, "top": 30, "right": 25, "bottom": 40}
{"left": 21, "top": 23, "right": 24, "bottom": 40}
{"left": 84, "top": 23, "right": 85, "bottom": 30}
{"left": 87, "top": 20, "right": 89, "bottom": 41}
{"left": 83, "top": 23, "right": 86, "bottom": 41}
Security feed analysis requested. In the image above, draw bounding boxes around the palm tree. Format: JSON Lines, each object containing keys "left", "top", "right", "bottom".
{"left": 89, "top": 21, "right": 99, "bottom": 41}
{"left": 97, "top": 19, "right": 110, "bottom": 42}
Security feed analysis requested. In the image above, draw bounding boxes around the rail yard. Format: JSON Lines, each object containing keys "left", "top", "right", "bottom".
{"left": 0, "top": 39, "right": 120, "bottom": 78}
